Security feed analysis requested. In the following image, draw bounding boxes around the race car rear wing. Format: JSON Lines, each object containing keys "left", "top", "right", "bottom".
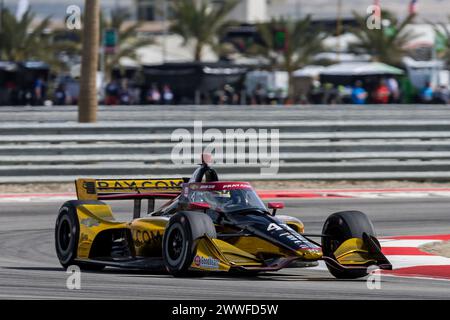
{"left": 75, "top": 178, "right": 186, "bottom": 201}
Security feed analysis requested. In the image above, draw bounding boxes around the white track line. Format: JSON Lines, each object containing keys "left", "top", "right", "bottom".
{"left": 379, "top": 239, "right": 442, "bottom": 247}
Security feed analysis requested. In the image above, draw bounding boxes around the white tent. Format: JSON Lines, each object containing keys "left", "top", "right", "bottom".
{"left": 320, "top": 62, "right": 405, "bottom": 76}
{"left": 293, "top": 65, "right": 325, "bottom": 78}
{"left": 313, "top": 52, "right": 371, "bottom": 63}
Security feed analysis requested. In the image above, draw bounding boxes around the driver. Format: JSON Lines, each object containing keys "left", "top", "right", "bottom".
{"left": 202, "top": 190, "right": 228, "bottom": 207}
{"left": 226, "top": 190, "right": 247, "bottom": 208}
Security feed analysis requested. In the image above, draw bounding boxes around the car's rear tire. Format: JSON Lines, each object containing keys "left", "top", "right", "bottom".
{"left": 162, "top": 211, "right": 216, "bottom": 277}
{"left": 322, "top": 210, "right": 375, "bottom": 279}
{"left": 55, "top": 201, "right": 104, "bottom": 271}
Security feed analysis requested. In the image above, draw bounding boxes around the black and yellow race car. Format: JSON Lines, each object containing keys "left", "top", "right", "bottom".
{"left": 55, "top": 157, "right": 392, "bottom": 278}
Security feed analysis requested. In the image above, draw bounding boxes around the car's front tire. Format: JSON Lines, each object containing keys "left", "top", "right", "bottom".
{"left": 162, "top": 211, "right": 216, "bottom": 277}
{"left": 322, "top": 210, "right": 376, "bottom": 279}
{"left": 55, "top": 201, "right": 104, "bottom": 271}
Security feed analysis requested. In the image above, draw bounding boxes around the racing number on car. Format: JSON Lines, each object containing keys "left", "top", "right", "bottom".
{"left": 267, "top": 223, "right": 282, "bottom": 231}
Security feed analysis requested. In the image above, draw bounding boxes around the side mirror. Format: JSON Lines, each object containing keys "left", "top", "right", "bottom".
{"left": 188, "top": 202, "right": 211, "bottom": 211}
{"left": 268, "top": 202, "right": 284, "bottom": 216}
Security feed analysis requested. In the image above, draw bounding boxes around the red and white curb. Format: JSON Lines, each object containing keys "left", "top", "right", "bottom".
{"left": 3, "top": 188, "right": 450, "bottom": 202}
{"left": 0, "top": 193, "right": 75, "bottom": 202}
{"left": 313, "top": 234, "right": 450, "bottom": 281}
{"left": 380, "top": 234, "right": 450, "bottom": 280}
{"left": 258, "top": 188, "right": 450, "bottom": 199}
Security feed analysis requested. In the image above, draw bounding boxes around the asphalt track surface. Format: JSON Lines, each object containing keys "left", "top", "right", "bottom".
{"left": 0, "top": 197, "right": 449, "bottom": 300}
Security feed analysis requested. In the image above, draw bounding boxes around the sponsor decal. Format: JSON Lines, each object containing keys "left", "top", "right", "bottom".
{"left": 222, "top": 183, "right": 251, "bottom": 189}
{"left": 93, "top": 179, "right": 183, "bottom": 191}
{"left": 83, "top": 181, "right": 96, "bottom": 194}
{"left": 182, "top": 185, "right": 190, "bottom": 197}
{"left": 193, "top": 255, "right": 220, "bottom": 269}
{"left": 132, "top": 229, "right": 162, "bottom": 247}
{"left": 80, "top": 218, "right": 100, "bottom": 227}
{"left": 198, "top": 184, "right": 216, "bottom": 190}
{"left": 187, "top": 182, "right": 253, "bottom": 193}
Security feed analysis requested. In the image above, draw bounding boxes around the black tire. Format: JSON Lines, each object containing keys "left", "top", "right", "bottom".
{"left": 321, "top": 211, "right": 375, "bottom": 279}
{"left": 162, "top": 211, "right": 216, "bottom": 276}
{"left": 55, "top": 201, "right": 105, "bottom": 271}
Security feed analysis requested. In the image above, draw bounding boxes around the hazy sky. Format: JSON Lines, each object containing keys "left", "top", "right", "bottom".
{"left": 2, "top": 0, "right": 449, "bottom": 22}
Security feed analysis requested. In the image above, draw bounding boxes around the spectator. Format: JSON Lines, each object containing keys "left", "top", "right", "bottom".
{"left": 308, "top": 80, "right": 322, "bottom": 104}
{"left": 213, "top": 86, "right": 226, "bottom": 105}
{"left": 252, "top": 83, "right": 266, "bottom": 105}
{"left": 24, "top": 89, "right": 33, "bottom": 106}
{"left": 351, "top": 81, "right": 368, "bottom": 105}
{"left": 131, "top": 86, "right": 141, "bottom": 105}
{"left": 434, "top": 85, "right": 450, "bottom": 104}
{"left": 5, "top": 80, "right": 18, "bottom": 106}
{"left": 146, "top": 84, "right": 161, "bottom": 104}
{"left": 337, "top": 85, "right": 352, "bottom": 104}
{"left": 162, "top": 84, "right": 174, "bottom": 105}
{"left": 387, "top": 76, "right": 400, "bottom": 103}
{"left": 105, "top": 79, "right": 120, "bottom": 105}
{"left": 420, "top": 82, "right": 434, "bottom": 103}
{"left": 119, "top": 79, "right": 131, "bottom": 105}
{"left": 275, "top": 88, "right": 285, "bottom": 105}
{"left": 223, "top": 84, "right": 237, "bottom": 105}
{"left": 34, "top": 77, "right": 46, "bottom": 105}
{"left": 54, "top": 83, "right": 69, "bottom": 105}
{"left": 322, "top": 83, "right": 337, "bottom": 104}
{"left": 372, "top": 79, "right": 390, "bottom": 104}
{"left": 400, "top": 77, "right": 415, "bottom": 104}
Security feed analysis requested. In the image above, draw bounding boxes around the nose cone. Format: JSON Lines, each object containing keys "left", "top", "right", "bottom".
{"left": 297, "top": 248, "right": 323, "bottom": 260}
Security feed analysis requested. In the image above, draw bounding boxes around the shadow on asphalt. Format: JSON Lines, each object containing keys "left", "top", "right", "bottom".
{"left": 3, "top": 266, "right": 63, "bottom": 272}
{"left": 3, "top": 266, "right": 367, "bottom": 282}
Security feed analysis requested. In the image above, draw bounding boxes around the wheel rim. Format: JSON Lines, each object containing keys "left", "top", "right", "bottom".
{"left": 165, "top": 223, "right": 187, "bottom": 267}
{"left": 168, "top": 228, "right": 183, "bottom": 260}
{"left": 57, "top": 216, "right": 73, "bottom": 254}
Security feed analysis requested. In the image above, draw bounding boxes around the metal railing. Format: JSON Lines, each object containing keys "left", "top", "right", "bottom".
{"left": 1, "top": 105, "right": 450, "bottom": 183}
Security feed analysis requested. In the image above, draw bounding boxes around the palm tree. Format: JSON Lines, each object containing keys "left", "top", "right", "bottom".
{"left": 79, "top": 0, "right": 100, "bottom": 123}
{"left": 0, "top": 8, "right": 82, "bottom": 74}
{"left": 170, "top": 0, "right": 239, "bottom": 61}
{"left": 430, "top": 16, "right": 450, "bottom": 66}
{"left": 249, "top": 15, "right": 327, "bottom": 97}
{"left": 350, "top": 10, "right": 419, "bottom": 66}
{"left": 0, "top": 8, "right": 51, "bottom": 61}
{"left": 56, "top": 8, "right": 152, "bottom": 81}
